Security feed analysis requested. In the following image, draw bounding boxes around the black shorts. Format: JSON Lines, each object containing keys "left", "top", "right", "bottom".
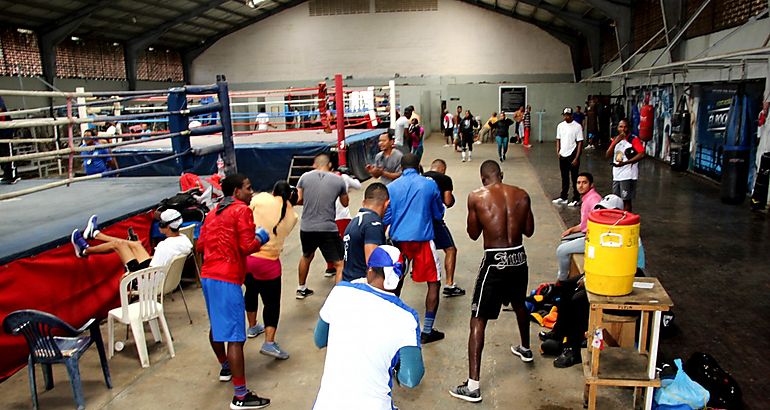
{"left": 126, "top": 258, "right": 151, "bottom": 272}
{"left": 471, "top": 246, "right": 528, "bottom": 320}
{"left": 432, "top": 220, "right": 455, "bottom": 250}
{"left": 444, "top": 128, "right": 453, "bottom": 137}
{"left": 300, "top": 230, "right": 343, "bottom": 262}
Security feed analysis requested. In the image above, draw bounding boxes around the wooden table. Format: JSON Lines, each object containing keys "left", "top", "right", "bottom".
{"left": 583, "top": 277, "right": 673, "bottom": 410}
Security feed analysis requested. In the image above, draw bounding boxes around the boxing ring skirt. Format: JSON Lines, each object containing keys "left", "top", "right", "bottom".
{"left": 0, "top": 177, "right": 179, "bottom": 381}
{"left": 114, "top": 128, "right": 383, "bottom": 192}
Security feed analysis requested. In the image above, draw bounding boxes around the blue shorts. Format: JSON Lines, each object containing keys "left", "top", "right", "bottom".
{"left": 432, "top": 220, "right": 455, "bottom": 250}
{"left": 202, "top": 278, "right": 246, "bottom": 342}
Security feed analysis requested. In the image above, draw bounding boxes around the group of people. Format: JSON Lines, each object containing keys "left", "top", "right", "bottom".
{"left": 441, "top": 105, "right": 532, "bottom": 164}
{"left": 392, "top": 105, "right": 426, "bottom": 160}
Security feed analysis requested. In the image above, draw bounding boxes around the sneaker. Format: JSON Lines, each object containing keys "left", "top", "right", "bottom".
{"left": 230, "top": 391, "right": 270, "bottom": 410}
{"left": 567, "top": 200, "right": 581, "bottom": 207}
{"left": 443, "top": 286, "right": 466, "bottom": 297}
{"left": 71, "top": 229, "right": 89, "bottom": 258}
{"left": 219, "top": 367, "right": 232, "bottom": 382}
{"left": 420, "top": 329, "right": 445, "bottom": 344}
{"left": 296, "top": 288, "right": 314, "bottom": 299}
{"left": 502, "top": 154, "right": 506, "bottom": 161}
{"left": 260, "top": 342, "right": 289, "bottom": 360}
{"left": 247, "top": 323, "right": 265, "bottom": 338}
{"left": 538, "top": 329, "right": 558, "bottom": 342}
{"left": 551, "top": 197, "right": 568, "bottom": 205}
{"left": 443, "top": 144, "right": 451, "bottom": 147}
{"left": 554, "top": 347, "right": 581, "bottom": 368}
{"left": 83, "top": 215, "right": 98, "bottom": 240}
{"left": 449, "top": 381, "right": 482, "bottom": 403}
{"left": 127, "top": 226, "right": 138, "bottom": 242}
{"left": 510, "top": 345, "right": 534, "bottom": 362}
{"left": 0, "top": 177, "right": 20, "bottom": 185}
{"left": 323, "top": 267, "right": 336, "bottom": 277}
{"left": 502, "top": 303, "right": 514, "bottom": 311}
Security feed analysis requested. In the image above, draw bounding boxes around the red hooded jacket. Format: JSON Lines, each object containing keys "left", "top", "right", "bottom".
{"left": 197, "top": 197, "right": 261, "bottom": 285}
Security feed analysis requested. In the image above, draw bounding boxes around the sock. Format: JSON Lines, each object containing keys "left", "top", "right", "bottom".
{"left": 93, "top": 229, "right": 101, "bottom": 238}
{"left": 298, "top": 285, "right": 307, "bottom": 291}
{"left": 233, "top": 376, "right": 247, "bottom": 399}
{"left": 445, "top": 283, "right": 456, "bottom": 288}
{"left": 422, "top": 311, "right": 436, "bottom": 334}
{"left": 467, "top": 378, "right": 480, "bottom": 391}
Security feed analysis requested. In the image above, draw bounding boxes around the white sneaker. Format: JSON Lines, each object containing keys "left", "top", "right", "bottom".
{"left": 468, "top": 153, "right": 472, "bottom": 161}
{"left": 443, "top": 144, "right": 451, "bottom": 147}
{"left": 474, "top": 141, "right": 481, "bottom": 145}
{"left": 552, "top": 198, "right": 567, "bottom": 205}
{"left": 461, "top": 152, "right": 466, "bottom": 162}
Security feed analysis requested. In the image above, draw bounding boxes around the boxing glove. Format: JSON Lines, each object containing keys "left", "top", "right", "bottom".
{"left": 255, "top": 227, "right": 270, "bottom": 245}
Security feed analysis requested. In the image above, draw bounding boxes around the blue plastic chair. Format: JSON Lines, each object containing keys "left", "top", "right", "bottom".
{"left": 3, "top": 309, "right": 112, "bottom": 410}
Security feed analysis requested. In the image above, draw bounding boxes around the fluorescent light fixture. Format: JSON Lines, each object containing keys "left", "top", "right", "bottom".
{"left": 246, "top": 0, "right": 267, "bottom": 8}
{"left": 148, "top": 47, "right": 154, "bottom": 51}
{"left": 71, "top": 36, "right": 80, "bottom": 41}
{"left": 16, "top": 28, "right": 34, "bottom": 34}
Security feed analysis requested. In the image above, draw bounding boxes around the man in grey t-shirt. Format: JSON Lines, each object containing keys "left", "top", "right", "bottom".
{"left": 295, "top": 153, "right": 349, "bottom": 299}
{"left": 366, "top": 133, "right": 403, "bottom": 185}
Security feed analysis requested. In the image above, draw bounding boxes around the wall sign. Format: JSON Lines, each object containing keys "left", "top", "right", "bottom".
{"left": 499, "top": 86, "right": 527, "bottom": 114}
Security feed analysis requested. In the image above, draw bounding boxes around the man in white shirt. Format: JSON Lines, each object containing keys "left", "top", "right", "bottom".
{"left": 393, "top": 106, "right": 413, "bottom": 153}
{"left": 313, "top": 245, "right": 424, "bottom": 410}
{"left": 553, "top": 107, "right": 584, "bottom": 207}
{"left": 256, "top": 107, "right": 276, "bottom": 132}
{"left": 70, "top": 210, "right": 192, "bottom": 271}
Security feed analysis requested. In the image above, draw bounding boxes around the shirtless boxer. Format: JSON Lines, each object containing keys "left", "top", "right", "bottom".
{"left": 449, "top": 160, "right": 535, "bottom": 403}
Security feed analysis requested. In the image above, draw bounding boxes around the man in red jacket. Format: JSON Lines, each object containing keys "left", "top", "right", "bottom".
{"left": 198, "top": 173, "right": 272, "bottom": 410}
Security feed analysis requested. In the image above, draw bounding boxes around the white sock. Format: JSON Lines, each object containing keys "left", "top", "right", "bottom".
{"left": 298, "top": 285, "right": 307, "bottom": 291}
{"left": 93, "top": 229, "right": 101, "bottom": 238}
{"left": 467, "top": 379, "right": 480, "bottom": 391}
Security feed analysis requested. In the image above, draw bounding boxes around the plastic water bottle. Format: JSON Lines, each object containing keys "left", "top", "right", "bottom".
{"left": 216, "top": 154, "right": 225, "bottom": 177}
{"left": 114, "top": 341, "right": 125, "bottom": 352}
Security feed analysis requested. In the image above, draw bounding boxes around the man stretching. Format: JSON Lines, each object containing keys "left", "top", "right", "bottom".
{"left": 450, "top": 160, "right": 535, "bottom": 403}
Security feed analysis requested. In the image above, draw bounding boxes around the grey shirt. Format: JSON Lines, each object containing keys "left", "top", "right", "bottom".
{"left": 374, "top": 149, "right": 403, "bottom": 185}
{"left": 297, "top": 170, "right": 347, "bottom": 232}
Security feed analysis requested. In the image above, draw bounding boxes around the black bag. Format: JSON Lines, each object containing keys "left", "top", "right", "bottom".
{"left": 158, "top": 192, "right": 207, "bottom": 222}
{"left": 683, "top": 352, "right": 742, "bottom": 409}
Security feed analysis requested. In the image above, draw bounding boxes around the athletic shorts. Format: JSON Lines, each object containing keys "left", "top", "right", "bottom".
{"left": 432, "top": 220, "right": 455, "bottom": 250}
{"left": 612, "top": 180, "right": 637, "bottom": 201}
{"left": 201, "top": 278, "right": 246, "bottom": 342}
{"left": 300, "top": 230, "right": 343, "bottom": 262}
{"left": 394, "top": 240, "right": 441, "bottom": 283}
{"left": 125, "top": 258, "right": 151, "bottom": 272}
{"left": 471, "top": 245, "right": 528, "bottom": 320}
{"left": 444, "top": 128, "right": 453, "bottom": 137}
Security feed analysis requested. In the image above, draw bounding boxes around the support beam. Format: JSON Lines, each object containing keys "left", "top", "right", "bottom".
{"left": 660, "top": 0, "right": 686, "bottom": 62}
{"left": 583, "top": 0, "right": 632, "bottom": 70}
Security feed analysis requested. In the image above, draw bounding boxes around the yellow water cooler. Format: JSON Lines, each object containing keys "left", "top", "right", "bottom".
{"left": 584, "top": 209, "right": 640, "bottom": 296}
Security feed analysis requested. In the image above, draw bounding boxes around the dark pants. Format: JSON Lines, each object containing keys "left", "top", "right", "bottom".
{"left": 559, "top": 151, "right": 580, "bottom": 201}
{"left": 0, "top": 142, "right": 15, "bottom": 181}
{"left": 243, "top": 275, "right": 281, "bottom": 328}
{"left": 551, "top": 277, "right": 589, "bottom": 349}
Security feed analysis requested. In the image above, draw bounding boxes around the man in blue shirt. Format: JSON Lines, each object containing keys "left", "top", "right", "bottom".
{"left": 342, "top": 183, "right": 389, "bottom": 282}
{"left": 80, "top": 129, "right": 117, "bottom": 175}
{"left": 384, "top": 153, "right": 446, "bottom": 344}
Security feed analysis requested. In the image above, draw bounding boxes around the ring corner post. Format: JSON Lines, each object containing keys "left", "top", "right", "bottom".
{"left": 216, "top": 74, "right": 237, "bottom": 175}
{"left": 335, "top": 74, "right": 347, "bottom": 167}
{"left": 167, "top": 87, "right": 192, "bottom": 173}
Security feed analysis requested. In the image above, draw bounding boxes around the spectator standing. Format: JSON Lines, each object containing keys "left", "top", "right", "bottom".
{"left": 366, "top": 132, "right": 403, "bottom": 185}
{"left": 513, "top": 106, "right": 525, "bottom": 144}
{"left": 394, "top": 106, "right": 413, "bottom": 153}
{"left": 256, "top": 107, "right": 277, "bottom": 132}
{"left": 442, "top": 109, "right": 454, "bottom": 147}
{"left": 408, "top": 118, "right": 425, "bottom": 161}
{"left": 605, "top": 119, "right": 645, "bottom": 211}
{"left": 553, "top": 107, "right": 584, "bottom": 207}
{"left": 523, "top": 105, "right": 532, "bottom": 147}
{"left": 459, "top": 110, "right": 478, "bottom": 162}
{"left": 494, "top": 112, "right": 514, "bottom": 162}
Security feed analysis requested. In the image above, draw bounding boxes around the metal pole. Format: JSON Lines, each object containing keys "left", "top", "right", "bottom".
{"left": 389, "top": 80, "right": 396, "bottom": 130}
{"left": 216, "top": 75, "right": 237, "bottom": 175}
{"left": 335, "top": 74, "right": 346, "bottom": 167}
{"left": 167, "top": 86, "right": 193, "bottom": 173}
{"left": 611, "top": 27, "right": 667, "bottom": 75}
{"left": 651, "top": 0, "right": 712, "bottom": 67}
{"left": 537, "top": 110, "right": 545, "bottom": 143}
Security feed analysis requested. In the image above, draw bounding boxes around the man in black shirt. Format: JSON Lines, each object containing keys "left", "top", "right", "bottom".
{"left": 423, "top": 159, "right": 464, "bottom": 297}
{"left": 341, "top": 183, "right": 389, "bottom": 282}
{"left": 493, "top": 112, "right": 514, "bottom": 162}
{"left": 459, "top": 111, "right": 478, "bottom": 162}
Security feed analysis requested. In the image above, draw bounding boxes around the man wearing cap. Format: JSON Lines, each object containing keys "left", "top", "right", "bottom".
{"left": 384, "top": 153, "right": 446, "bottom": 344}
{"left": 553, "top": 107, "right": 584, "bottom": 207}
{"left": 341, "top": 183, "right": 389, "bottom": 283}
{"left": 70, "top": 211, "right": 192, "bottom": 271}
{"left": 554, "top": 172, "right": 604, "bottom": 283}
{"left": 313, "top": 245, "right": 424, "bottom": 410}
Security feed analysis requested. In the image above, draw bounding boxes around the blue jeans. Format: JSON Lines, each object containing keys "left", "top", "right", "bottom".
{"left": 495, "top": 136, "right": 509, "bottom": 158}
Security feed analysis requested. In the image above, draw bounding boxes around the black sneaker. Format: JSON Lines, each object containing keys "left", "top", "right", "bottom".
{"left": 230, "top": 391, "right": 270, "bottom": 409}
{"left": 449, "top": 381, "right": 482, "bottom": 403}
{"left": 219, "top": 367, "right": 232, "bottom": 382}
{"left": 296, "top": 288, "right": 314, "bottom": 299}
{"left": 443, "top": 286, "right": 466, "bottom": 297}
{"left": 554, "top": 347, "right": 581, "bottom": 368}
{"left": 420, "top": 329, "right": 445, "bottom": 344}
{"left": 538, "top": 329, "right": 558, "bottom": 342}
{"left": 324, "top": 267, "right": 336, "bottom": 277}
{"left": 510, "top": 345, "right": 534, "bottom": 362}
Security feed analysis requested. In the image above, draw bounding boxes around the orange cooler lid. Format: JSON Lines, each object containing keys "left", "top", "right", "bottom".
{"left": 588, "top": 209, "right": 640, "bottom": 226}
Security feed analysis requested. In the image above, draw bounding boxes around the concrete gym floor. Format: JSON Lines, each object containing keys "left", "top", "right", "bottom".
{"left": 1, "top": 136, "right": 648, "bottom": 409}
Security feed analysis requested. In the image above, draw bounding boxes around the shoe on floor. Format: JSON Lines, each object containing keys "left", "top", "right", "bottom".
{"left": 247, "top": 323, "right": 265, "bottom": 338}
{"left": 0, "top": 177, "right": 20, "bottom": 185}
{"left": 510, "top": 345, "right": 534, "bottom": 362}
{"left": 552, "top": 197, "right": 568, "bottom": 205}
{"left": 538, "top": 329, "right": 558, "bottom": 342}
{"left": 449, "top": 381, "right": 482, "bottom": 403}
{"left": 554, "top": 347, "right": 581, "bottom": 368}
{"left": 71, "top": 229, "right": 89, "bottom": 258}
{"left": 219, "top": 367, "right": 232, "bottom": 382}
{"left": 540, "top": 338, "right": 563, "bottom": 356}
{"left": 296, "top": 288, "right": 314, "bottom": 299}
{"left": 421, "top": 329, "right": 445, "bottom": 344}
{"left": 324, "top": 267, "right": 336, "bottom": 277}
{"left": 443, "top": 286, "right": 466, "bottom": 297}
{"left": 260, "top": 342, "right": 289, "bottom": 360}
{"left": 83, "top": 214, "right": 99, "bottom": 240}
{"left": 567, "top": 200, "right": 581, "bottom": 207}
{"left": 230, "top": 391, "right": 270, "bottom": 410}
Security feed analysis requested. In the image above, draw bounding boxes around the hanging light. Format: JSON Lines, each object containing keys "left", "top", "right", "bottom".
{"left": 245, "top": 0, "right": 267, "bottom": 8}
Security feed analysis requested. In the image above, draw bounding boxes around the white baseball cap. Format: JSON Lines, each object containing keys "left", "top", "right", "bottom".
{"left": 594, "top": 194, "right": 624, "bottom": 210}
{"left": 160, "top": 209, "right": 183, "bottom": 229}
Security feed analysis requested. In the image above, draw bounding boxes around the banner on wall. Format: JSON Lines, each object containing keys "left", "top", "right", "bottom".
{"left": 628, "top": 86, "right": 674, "bottom": 162}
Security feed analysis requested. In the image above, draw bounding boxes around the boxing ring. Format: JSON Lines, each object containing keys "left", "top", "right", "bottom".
{"left": 0, "top": 74, "right": 394, "bottom": 381}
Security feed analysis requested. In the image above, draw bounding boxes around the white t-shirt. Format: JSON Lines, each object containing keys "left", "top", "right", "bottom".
{"left": 556, "top": 120, "right": 584, "bottom": 157}
{"left": 314, "top": 281, "right": 420, "bottom": 410}
{"left": 335, "top": 173, "right": 361, "bottom": 221}
{"left": 150, "top": 235, "right": 193, "bottom": 267}
{"left": 257, "top": 113, "right": 270, "bottom": 131}
{"left": 443, "top": 113, "right": 454, "bottom": 129}
{"left": 612, "top": 137, "right": 644, "bottom": 181}
{"left": 394, "top": 116, "right": 409, "bottom": 146}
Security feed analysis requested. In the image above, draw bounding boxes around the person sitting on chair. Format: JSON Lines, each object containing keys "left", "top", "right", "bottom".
{"left": 70, "top": 210, "right": 192, "bottom": 272}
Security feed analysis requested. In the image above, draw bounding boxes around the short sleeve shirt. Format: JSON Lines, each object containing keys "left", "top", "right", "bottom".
{"left": 556, "top": 120, "right": 584, "bottom": 157}
{"left": 150, "top": 235, "right": 193, "bottom": 267}
{"left": 256, "top": 113, "right": 269, "bottom": 131}
{"left": 612, "top": 135, "right": 645, "bottom": 181}
{"left": 342, "top": 208, "right": 385, "bottom": 282}
{"left": 80, "top": 144, "right": 112, "bottom": 175}
{"left": 297, "top": 170, "right": 347, "bottom": 232}
{"left": 314, "top": 282, "right": 420, "bottom": 410}
{"left": 394, "top": 116, "right": 409, "bottom": 146}
{"left": 422, "top": 171, "right": 453, "bottom": 196}
{"left": 374, "top": 150, "right": 403, "bottom": 185}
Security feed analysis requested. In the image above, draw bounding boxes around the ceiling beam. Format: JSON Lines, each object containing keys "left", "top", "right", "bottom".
{"left": 583, "top": 0, "right": 632, "bottom": 70}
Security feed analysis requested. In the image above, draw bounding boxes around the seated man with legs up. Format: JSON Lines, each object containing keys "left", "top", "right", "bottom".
{"left": 70, "top": 210, "right": 192, "bottom": 271}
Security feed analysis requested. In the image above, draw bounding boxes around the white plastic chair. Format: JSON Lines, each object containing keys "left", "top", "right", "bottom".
{"left": 107, "top": 266, "right": 175, "bottom": 368}
{"left": 179, "top": 224, "right": 202, "bottom": 285}
{"left": 163, "top": 254, "right": 192, "bottom": 324}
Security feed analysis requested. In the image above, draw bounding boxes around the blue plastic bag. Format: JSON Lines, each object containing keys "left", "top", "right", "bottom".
{"left": 654, "top": 358, "right": 710, "bottom": 409}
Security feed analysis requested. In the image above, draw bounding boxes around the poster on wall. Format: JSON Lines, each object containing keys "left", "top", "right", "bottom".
{"left": 628, "top": 86, "right": 673, "bottom": 162}
{"left": 499, "top": 86, "right": 527, "bottom": 115}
